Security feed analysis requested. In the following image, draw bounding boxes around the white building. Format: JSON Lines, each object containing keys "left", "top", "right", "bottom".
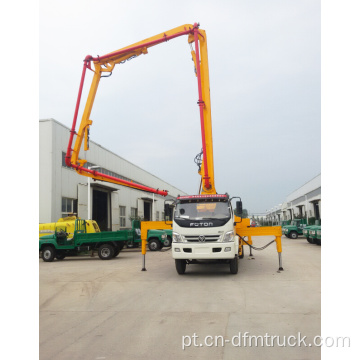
{"left": 266, "top": 174, "right": 321, "bottom": 224}
{"left": 39, "top": 119, "right": 186, "bottom": 230}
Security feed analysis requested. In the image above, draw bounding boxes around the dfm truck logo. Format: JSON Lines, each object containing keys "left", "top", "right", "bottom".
{"left": 190, "top": 222, "right": 214, "bottom": 227}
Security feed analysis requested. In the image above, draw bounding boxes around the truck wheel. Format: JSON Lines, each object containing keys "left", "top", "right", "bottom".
{"left": 239, "top": 245, "right": 244, "bottom": 259}
{"left": 114, "top": 242, "right": 125, "bottom": 257}
{"left": 307, "top": 237, "right": 314, "bottom": 244}
{"left": 148, "top": 239, "right": 160, "bottom": 251}
{"left": 98, "top": 244, "right": 114, "bottom": 260}
{"left": 315, "top": 239, "right": 321, "bottom": 246}
{"left": 163, "top": 236, "right": 172, "bottom": 247}
{"left": 289, "top": 231, "right": 298, "bottom": 239}
{"left": 229, "top": 257, "right": 239, "bottom": 274}
{"left": 42, "top": 246, "right": 55, "bottom": 262}
{"left": 126, "top": 241, "right": 134, "bottom": 248}
{"left": 175, "top": 259, "right": 186, "bottom": 274}
{"left": 56, "top": 252, "right": 66, "bottom": 260}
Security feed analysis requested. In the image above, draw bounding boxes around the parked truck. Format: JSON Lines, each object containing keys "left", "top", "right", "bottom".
{"left": 282, "top": 219, "right": 307, "bottom": 239}
{"left": 304, "top": 220, "right": 321, "bottom": 246}
{"left": 65, "top": 23, "right": 284, "bottom": 275}
{"left": 303, "top": 220, "right": 321, "bottom": 244}
{"left": 126, "top": 221, "right": 170, "bottom": 251}
{"left": 39, "top": 219, "right": 167, "bottom": 261}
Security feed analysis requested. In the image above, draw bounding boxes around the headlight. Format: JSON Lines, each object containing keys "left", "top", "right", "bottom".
{"left": 161, "top": 233, "right": 166, "bottom": 240}
{"left": 222, "top": 230, "right": 234, "bottom": 242}
{"left": 285, "top": 229, "right": 289, "bottom": 233}
{"left": 310, "top": 230, "right": 315, "bottom": 235}
{"left": 317, "top": 230, "right": 321, "bottom": 235}
{"left": 172, "top": 232, "right": 185, "bottom": 243}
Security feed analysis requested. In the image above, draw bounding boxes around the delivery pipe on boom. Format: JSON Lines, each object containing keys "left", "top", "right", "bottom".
{"left": 193, "top": 26, "right": 211, "bottom": 192}
{"left": 66, "top": 23, "right": 212, "bottom": 197}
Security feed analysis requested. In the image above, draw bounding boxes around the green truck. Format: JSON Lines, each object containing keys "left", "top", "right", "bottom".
{"left": 303, "top": 221, "right": 321, "bottom": 245}
{"left": 303, "top": 220, "right": 321, "bottom": 245}
{"left": 39, "top": 219, "right": 167, "bottom": 262}
{"left": 282, "top": 219, "right": 307, "bottom": 239}
{"left": 127, "top": 222, "right": 172, "bottom": 251}
{"left": 281, "top": 220, "right": 290, "bottom": 228}
{"left": 309, "top": 225, "right": 321, "bottom": 245}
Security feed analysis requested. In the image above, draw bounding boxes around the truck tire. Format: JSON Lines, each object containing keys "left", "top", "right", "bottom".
{"left": 56, "top": 252, "right": 66, "bottom": 260}
{"left": 315, "top": 239, "right": 321, "bottom": 246}
{"left": 239, "top": 245, "right": 244, "bottom": 259}
{"left": 114, "top": 242, "right": 125, "bottom": 256}
{"left": 289, "top": 231, "right": 298, "bottom": 239}
{"left": 307, "top": 237, "right": 314, "bottom": 244}
{"left": 229, "top": 257, "right": 239, "bottom": 274}
{"left": 175, "top": 259, "right": 186, "bottom": 274}
{"left": 126, "top": 241, "right": 135, "bottom": 248}
{"left": 98, "top": 244, "right": 115, "bottom": 260}
{"left": 42, "top": 246, "right": 55, "bottom": 262}
{"left": 148, "top": 239, "right": 161, "bottom": 251}
{"left": 163, "top": 236, "right": 172, "bottom": 247}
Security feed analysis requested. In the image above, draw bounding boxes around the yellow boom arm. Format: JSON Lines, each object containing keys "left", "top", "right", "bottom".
{"left": 66, "top": 23, "right": 216, "bottom": 196}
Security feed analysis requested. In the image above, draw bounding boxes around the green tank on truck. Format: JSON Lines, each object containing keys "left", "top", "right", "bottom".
{"left": 282, "top": 219, "right": 307, "bottom": 239}
{"left": 39, "top": 219, "right": 166, "bottom": 261}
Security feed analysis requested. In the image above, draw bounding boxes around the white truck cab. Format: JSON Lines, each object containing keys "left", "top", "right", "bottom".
{"left": 170, "top": 194, "right": 241, "bottom": 274}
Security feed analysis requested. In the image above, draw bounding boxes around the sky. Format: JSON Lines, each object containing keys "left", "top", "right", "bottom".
{"left": 39, "top": 0, "right": 321, "bottom": 214}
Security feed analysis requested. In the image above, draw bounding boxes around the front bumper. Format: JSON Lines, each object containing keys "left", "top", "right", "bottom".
{"left": 172, "top": 238, "right": 239, "bottom": 260}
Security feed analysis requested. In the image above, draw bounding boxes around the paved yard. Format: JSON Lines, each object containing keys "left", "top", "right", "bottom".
{"left": 39, "top": 236, "right": 321, "bottom": 360}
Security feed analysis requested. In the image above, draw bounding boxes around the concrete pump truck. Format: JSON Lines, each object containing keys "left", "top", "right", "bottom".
{"left": 66, "top": 23, "right": 283, "bottom": 275}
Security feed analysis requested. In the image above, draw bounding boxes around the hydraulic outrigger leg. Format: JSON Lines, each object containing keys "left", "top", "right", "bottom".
{"left": 278, "top": 252, "right": 284, "bottom": 271}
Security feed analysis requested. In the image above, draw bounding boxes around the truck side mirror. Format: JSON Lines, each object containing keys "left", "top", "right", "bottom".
{"left": 164, "top": 204, "right": 172, "bottom": 220}
{"left": 236, "top": 201, "right": 242, "bottom": 216}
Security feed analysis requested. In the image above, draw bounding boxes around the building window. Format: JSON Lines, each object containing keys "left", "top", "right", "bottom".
{"left": 120, "top": 206, "right": 126, "bottom": 227}
{"left": 62, "top": 152, "right": 73, "bottom": 169}
{"left": 131, "top": 207, "right": 138, "bottom": 219}
{"left": 156, "top": 211, "right": 160, "bottom": 221}
{"left": 61, "top": 197, "right": 77, "bottom": 218}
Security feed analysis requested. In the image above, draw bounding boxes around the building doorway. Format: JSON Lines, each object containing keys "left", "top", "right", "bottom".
{"left": 144, "top": 201, "right": 152, "bottom": 221}
{"left": 93, "top": 189, "right": 109, "bottom": 231}
{"left": 313, "top": 201, "right": 320, "bottom": 220}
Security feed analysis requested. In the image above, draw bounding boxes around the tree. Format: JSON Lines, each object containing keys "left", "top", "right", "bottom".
{"left": 234, "top": 208, "right": 248, "bottom": 218}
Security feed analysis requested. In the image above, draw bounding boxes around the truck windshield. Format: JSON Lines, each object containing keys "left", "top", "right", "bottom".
{"left": 174, "top": 201, "right": 231, "bottom": 221}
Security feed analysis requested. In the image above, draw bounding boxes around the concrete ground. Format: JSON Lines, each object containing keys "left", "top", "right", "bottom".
{"left": 39, "top": 236, "right": 321, "bottom": 360}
